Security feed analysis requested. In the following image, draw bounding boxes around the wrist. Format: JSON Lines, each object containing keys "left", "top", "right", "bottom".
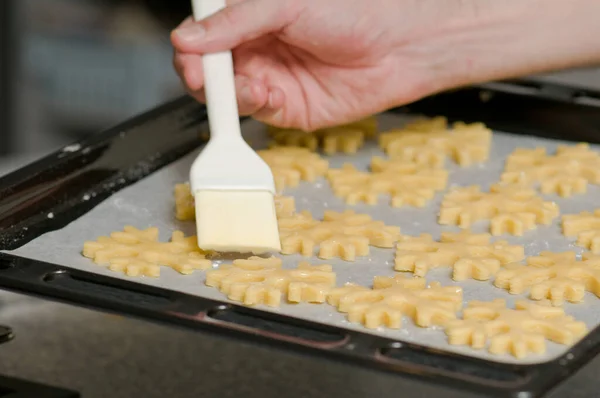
{"left": 413, "top": 0, "right": 600, "bottom": 96}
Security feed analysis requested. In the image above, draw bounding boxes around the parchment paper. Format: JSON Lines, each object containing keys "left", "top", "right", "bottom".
{"left": 6, "top": 112, "right": 600, "bottom": 365}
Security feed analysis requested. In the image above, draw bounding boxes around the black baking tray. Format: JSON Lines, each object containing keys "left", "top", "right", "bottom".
{"left": 1, "top": 80, "right": 600, "bottom": 398}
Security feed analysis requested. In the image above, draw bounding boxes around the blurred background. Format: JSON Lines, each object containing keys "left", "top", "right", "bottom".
{"left": 0, "top": 0, "right": 192, "bottom": 167}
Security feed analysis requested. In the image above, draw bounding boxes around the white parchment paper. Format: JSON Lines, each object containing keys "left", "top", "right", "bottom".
{"left": 6, "top": 112, "right": 600, "bottom": 365}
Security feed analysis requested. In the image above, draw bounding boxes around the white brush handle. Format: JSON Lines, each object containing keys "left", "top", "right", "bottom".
{"left": 191, "top": 0, "right": 242, "bottom": 141}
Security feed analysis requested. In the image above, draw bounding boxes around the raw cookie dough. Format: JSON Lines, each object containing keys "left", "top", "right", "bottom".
{"left": 327, "top": 278, "right": 463, "bottom": 329}
{"left": 379, "top": 117, "right": 492, "bottom": 167}
{"left": 278, "top": 209, "right": 401, "bottom": 261}
{"left": 370, "top": 155, "right": 445, "bottom": 172}
{"left": 494, "top": 251, "right": 600, "bottom": 306}
{"left": 258, "top": 147, "right": 329, "bottom": 192}
{"left": 444, "top": 299, "right": 587, "bottom": 358}
{"left": 378, "top": 116, "right": 448, "bottom": 149}
{"left": 83, "top": 226, "right": 211, "bottom": 277}
{"left": 439, "top": 184, "right": 560, "bottom": 235}
{"left": 562, "top": 209, "right": 600, "bottom": 252}
{"left": 266, "top": 115, "right": 377, "bottom": 154}
{"left": 205, "top": 256, "right": 336, "bottom": 307}
{"left": 395, "top": 231, "right": 524, "bottom": 280}
{"left": 500, "top": 144, "right": 600, "bottom": 197}
{"left": 268, "top": 130, "right": 319, "bottom": 152}
{"left": 320, "top": 128, "right": 365, "bottom": 155}
{"left": 174, "top": 182, "right": 195, "bottom": 221}
{"left": 326, "top": 161, "right": 448, "bottom": 207}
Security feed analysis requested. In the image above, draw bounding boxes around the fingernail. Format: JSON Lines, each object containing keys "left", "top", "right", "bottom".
{"left": 174, "top": 25, "right": 206, "bottom": 42}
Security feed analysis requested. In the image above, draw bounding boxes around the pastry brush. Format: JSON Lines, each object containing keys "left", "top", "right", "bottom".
{"left": 189, "top": 0, "right": 281, "bottom": 253}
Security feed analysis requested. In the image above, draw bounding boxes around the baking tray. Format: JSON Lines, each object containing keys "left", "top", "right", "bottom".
{"left": 1, "top": 80, "right": 600, "bottom": 397}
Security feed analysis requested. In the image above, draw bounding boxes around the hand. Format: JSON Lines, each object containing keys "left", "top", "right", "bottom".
{"left": 171, "top": 0, "right": 470, "bottom": 130}
{"left": 172, "top": 0, "right": 600, "bottom": 131}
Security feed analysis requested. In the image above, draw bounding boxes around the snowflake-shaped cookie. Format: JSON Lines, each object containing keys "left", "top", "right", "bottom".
{"left": 258, "top": 147, "right": 329, "bottom": 191}
{"left": 379, "top": 117, "right": 492, "bottom": 167}
{"left": 394, "top": 232, "right": 524, "bottom": 280}
{"left": 500, "top": 144, "right": 600, "bottom": 197}
{"left": 278, "top": 210, "right": 401, "bottom": 261}
{"left": 494, "top": 251, "right": 600, "bottom": 305}
{"left": 326, "top": 163, "right": 447, "bottom": 207}
{"left": 439, "top": 184, "right": 559, "bottom": 235}
{"left": 327, "top": 280, "right": 463, "bottom": 329}
{"left": 205, "top": 256, "right": 336, "bottom": 307}
{"left": 445, "top": 299, "right": 587, "bottom": 358}
{"left": 562, "top": 209, "right": 600, "bottom": 253}
{"left": 83, "top": 226, "right": 211, "bottom": 277}
{"left": 446, "top": 122, "right": 494, "bottom": 166}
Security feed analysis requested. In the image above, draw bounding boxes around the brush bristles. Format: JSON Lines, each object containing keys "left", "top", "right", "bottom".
{"left": 194, "top": 190, "right": 281, "bottom": 253}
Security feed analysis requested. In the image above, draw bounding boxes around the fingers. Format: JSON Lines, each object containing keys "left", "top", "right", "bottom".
{"left": 171, "top": 0, "right": 298, "bottom": 53}
{"left": 174, "top": 49, "right": 280, "bottom": 115}
{"left": 235, "top": 77, "right": 268, "bottom": 115}
{"left": 173, "top": 52, "right": 204, "bottom": 91}
{"left": 253, "top": 86, "right": 286, "bottom": 122}
{"left": 174, "top": 50, "right": 266, "bottom": 112}
{"left": 171, "top": 0, "right": 292, "bottom": 122}
{"left": 179, "top": 66, "right": 284, "bottom": 119}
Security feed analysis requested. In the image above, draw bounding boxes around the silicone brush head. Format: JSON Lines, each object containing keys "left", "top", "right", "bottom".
{"left": 194, "top": 189, "right": 281, "bottom": 253}
{"left": 190, "top": 139, "right": 281, "bottom": 254}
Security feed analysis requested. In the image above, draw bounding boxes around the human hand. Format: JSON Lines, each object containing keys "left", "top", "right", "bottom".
{"left": 171, "top": 0, "right": 468, "bottom": 130}
{"left": 171, "top": 0, "right": 600, "bottom": 131}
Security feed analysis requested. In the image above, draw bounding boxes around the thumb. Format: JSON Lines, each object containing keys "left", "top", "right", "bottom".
{"left": 171, "top": 0, "right": 298, "bottom": 53}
